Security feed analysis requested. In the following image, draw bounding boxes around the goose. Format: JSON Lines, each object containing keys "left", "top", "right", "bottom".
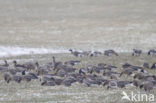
{"left": 3, "top": 72, "right": 12, "bottom": 83}
{"left": 22, "top": 71, "right": 38, "bottom": 79}
{"left": 62, "top": 66, "right": 76, "bottom": 73}
{"left": 13, "top": 60, "right": 27, "bottom": 72}
{"left": 54, "top": 78, "right": 63, "bottom": 85}
{"left": 22, "top": 75, "right": 32, "bottom": 82}
{"left": 62, "top": 75, "right": 77, "bottom": 86}
{"left": 133, "top": 72, "right": 147, "bottom": 80}
{"left": 69, "top": 49, "right": 83, "bottom": 57}
{"left": 106, "top": 65, "right": 117, "bottom": 71}
{"left": 104, "top": 50, "right": 118, "bottom": 56}
{"left": 40, "top": 76, "right": 55, "bottom": 82}
{"left": 52, "top": 56, "right": 62, "bottom": 70}
{"left": 23, "top": 61, "right": 36, "bottom": 71}
{"left": 143, "top": 75, "right": 156, "bottom": 81}
{"left": 103, "top": 71, "right": 120, "bottom": 77}
{"left": 132, "top": 49, "right": 142, "bottom": 56}
{"left": 94, "top": 75, "right": 108, "bottom": 85}
{"left": 140, "top": 81, "right": 156, "bottom": 92}
{"left": 41, "top": 59, "right": 54, "bottom": 71}
{"left": 0, "top": 60, "right": 9, "bottom": 67}
{"left": 36, "top": 62, "right": 51, "bottom": 71}
{"left": 106, "top": 80, "right": 133, "bottom": 89}
{"left": 76, "top": 74, "right": 84, "bottom": 83}
{"left": 121, "top": 66, "right": 147, "bottom": 77}
{"left": 40, "top": 74, "right": 63, "bottom": 86}
{"left": 82, "top": 74, "right": 101, "bottom": 87}
{"left": 110, "top": 74, "right": 119, "bottom": 80}
{"left": 56, "top": 69, "right": 67, "bottom": 77}
{"left": 12, "top": 75, "right": 22, "bottom": 83}
{"left": 90, "top": 51, "right": 102, "bottom": 57}
{"left": 151, "top": 63, "right": 156, "bottom": 69}
{"left": 86, "top": 65, "right": 95, "bottom": 74}
{"left": 41, "top": 81, "right": 56, "bottom": 86}
{"left": 92, "top": 66, "right": 102, "bottom": 74}
{"left": 3, "top": 72, "right": 22, "bottom": 83}
{"left": 143, "top": 63, "right": 150, "bottom": 69}
{"left": 97, "top": 63, "right": 106, "bottom": 67}
{"left": 5, "top": 69, "right": 17, "bottom": 75}
{"left": 122, "top": 63, "right": 132, "bottom": 69}
{"left": 0, "top": 66, "right": 8, "bottom": 72}
{"left": 122, "top": 64, "right": 147, "bottom": 73}
{"left": 82, "top": 51, "right": 91, "bottom": 56}
{"left": 117, "top": 81, "right": 133, "bottom": 88}
{"left": 106, "top": 80, "right": 118, "bottom": 89}
{"left": 53, "top": 57, "right": 76, "bottom": 73}
{"left": 0, "top": 60, "right": 9, "bottom": 72}
{"left": 133, "top": 80, "right": 142, "bottom": 88}
{"left": 55, "top": 64, "right": 76, "bottom": 74}
{"left": 64, "top": 60, "right": 80, "bottom": 66}
{"left": 120, "top": 68, "right": 135, "bottom": 77}
{"left": 13, "top": 60, "right": 26, "bottom": 68}
{"left": 148, "top": 49, "right": 156, "bottom": 56}
{"left": 134, "top": 73, "right": 156, "bottom": 81}
{"left": 124, "top": 64, "right": 144, "bottom": 70}
{"left": 35, "top": 62, "right": 49, "bottom": 75}
{"left": 43, "top": 62, "right": 53, "bottom": 70}
{"left": 82, "top": 78, "right": 96, "bottom": 87}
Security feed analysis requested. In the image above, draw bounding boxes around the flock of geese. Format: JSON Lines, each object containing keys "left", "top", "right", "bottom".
{"left": 0, "top": 49, "right": 156, "bottom": 92}
{"left": 69, "top": 49, "right": 156, "bottom": 57}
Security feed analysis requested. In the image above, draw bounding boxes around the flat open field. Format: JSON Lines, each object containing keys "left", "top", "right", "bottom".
{"left": 0, "top": 0, "right": 156, "bottom": 51}
{"left": 0, "top": 0, "right": 156, "bottom": 103}
{"left": 0, "top": 53, "right": 156, "bottom": 103}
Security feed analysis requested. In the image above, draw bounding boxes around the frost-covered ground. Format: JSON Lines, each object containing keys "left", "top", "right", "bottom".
{"left": 0, "top": 46, "right": 69, "bottom": 57}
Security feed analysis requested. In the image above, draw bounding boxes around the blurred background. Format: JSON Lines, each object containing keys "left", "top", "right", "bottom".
{"left": 0, "top": 0, "right": 156, "bottom": 56}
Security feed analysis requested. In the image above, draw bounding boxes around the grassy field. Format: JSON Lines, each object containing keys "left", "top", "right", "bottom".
{"left": 0, "top": 53, "right": 156, "bottom": 103}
